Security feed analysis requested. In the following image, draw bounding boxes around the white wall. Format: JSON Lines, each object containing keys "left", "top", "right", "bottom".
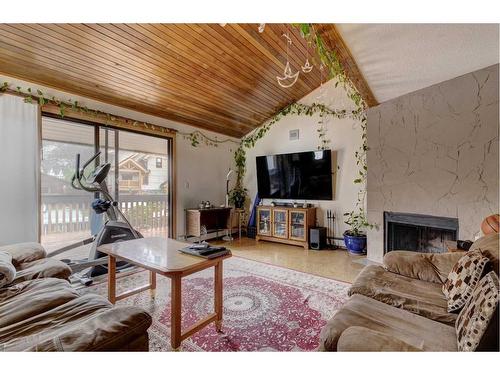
{"left": 0, "top": 75, "right": 238, "bottom": 240}
{"left": 242, "top": 79, "right": 364, "bottom": 241}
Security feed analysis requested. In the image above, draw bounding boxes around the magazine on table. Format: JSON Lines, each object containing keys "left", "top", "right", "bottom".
{"left": 179, "top": 242, "right": 231, "bottom": 259}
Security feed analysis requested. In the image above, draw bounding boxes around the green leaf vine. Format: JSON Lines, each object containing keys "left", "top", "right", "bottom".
{"left": 178, "top": 130, "right": 239, "bottom": 148}
{"left": 296, "top": 23, "right": 372, "bottom": 234}
{"left": 1, "top": 21, "right": 372, "bottom": 234}
{"left": 0, "top": 82, "right": 174, "bottom": 135}
{"left": 227, "top": 24, "right": 373, "bottom": 234}
{"left": 233, "top": 102, "right": 365, "bottom": 198}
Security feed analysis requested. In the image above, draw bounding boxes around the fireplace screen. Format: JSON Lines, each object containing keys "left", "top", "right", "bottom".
{"left": 384, "top": 212, "right": 458, "bottom": 253}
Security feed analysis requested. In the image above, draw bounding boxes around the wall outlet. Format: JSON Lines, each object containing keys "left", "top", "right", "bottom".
{"left": 289, "top": 129, "right": 299, "bottom": 141}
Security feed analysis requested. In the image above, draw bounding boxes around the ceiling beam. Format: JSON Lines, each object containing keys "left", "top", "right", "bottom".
{"left": 318, "top": 24, "right": 378, "bottom": 107}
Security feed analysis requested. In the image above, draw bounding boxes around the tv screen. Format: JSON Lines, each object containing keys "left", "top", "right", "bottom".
{"left": 256, "top": 150, "right": 333, "bottom": 200}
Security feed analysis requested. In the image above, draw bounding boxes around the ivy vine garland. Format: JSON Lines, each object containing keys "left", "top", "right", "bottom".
{"left": 0, "top": 82, "right": 177, "bottom": 135}
{"left": 179, "top": 130, "right": 239, "bottom": 148}
{"left": 230, "top": 23, "right": 373, "bottom": 233}
{"left": 233, "top": 103, "right": 367, "bottom": 210}
{"left": 1, "top": 22, "right": 372, "bottom": 233}
{"left": 296, "top": 23, "right": 373, "bottom": 233}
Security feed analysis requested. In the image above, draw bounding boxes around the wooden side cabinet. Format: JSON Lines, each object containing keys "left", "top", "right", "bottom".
{"left": 256, "top": 206, "right": 316, "bottom": 249}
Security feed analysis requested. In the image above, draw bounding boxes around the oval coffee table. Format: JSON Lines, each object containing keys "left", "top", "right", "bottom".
{"left": 99, "top": 237, "right": 231, "bottom": 350}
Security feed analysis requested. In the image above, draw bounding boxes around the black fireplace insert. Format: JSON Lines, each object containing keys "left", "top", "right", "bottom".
{"left": 384, "top": 211, "right": 458, "bottom": 254}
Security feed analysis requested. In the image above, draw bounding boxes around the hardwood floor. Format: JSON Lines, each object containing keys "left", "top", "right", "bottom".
{"left": 211, "top": 237, "right": 367, "bottom": 283}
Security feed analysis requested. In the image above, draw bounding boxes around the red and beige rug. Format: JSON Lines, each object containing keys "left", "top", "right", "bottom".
{"left": 84, "top": 257, "right": 349, "bottom": 351}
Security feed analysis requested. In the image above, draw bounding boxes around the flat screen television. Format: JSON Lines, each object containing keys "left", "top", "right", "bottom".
{"left": 256, "top": 150, "right": 333, "bottom": 200}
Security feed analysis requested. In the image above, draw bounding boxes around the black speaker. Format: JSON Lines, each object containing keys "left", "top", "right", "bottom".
{"left": 309, "top": 227, "right": 327, "bottom": 250}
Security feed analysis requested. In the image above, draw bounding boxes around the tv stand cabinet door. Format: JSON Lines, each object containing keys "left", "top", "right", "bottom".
{"left": 272, "top": 208, "right": 288, "bottom": 238}
{"left": 257, "top": 207, "right": 272, "bottom": 236}
{"left": 289, "top": 210, "right": 306, "bottom": 241}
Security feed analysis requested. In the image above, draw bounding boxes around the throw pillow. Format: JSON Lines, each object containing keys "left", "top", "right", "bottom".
{"left": 455, "top": 271, "right": 499, "bottom": 351}
{"left": 442, "top": 249, "right": 489, "bottom": 312}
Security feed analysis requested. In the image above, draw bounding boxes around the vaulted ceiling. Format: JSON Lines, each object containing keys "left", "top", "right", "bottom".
{"left": 0, "top": 23, "right": 374, "bottom": 138}
{"left": 2, "top": 24, "right": 496, "bottom": 138}
{"left": 336, "top": 24, "right": 499, "bottom": 103}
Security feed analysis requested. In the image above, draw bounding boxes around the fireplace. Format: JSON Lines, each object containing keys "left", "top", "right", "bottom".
{"left": 384, "top": 211, "right": 458, "bottom": 253}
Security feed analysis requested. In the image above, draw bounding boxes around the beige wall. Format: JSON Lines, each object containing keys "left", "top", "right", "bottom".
{"left": 366, "top": 64, "right": 499, "bottom": 262}
{"left": 0, "top": 75, "right": 238, "bottom": 239}
{"left": 242, "top": 79, "right": 364, "bottom": 242}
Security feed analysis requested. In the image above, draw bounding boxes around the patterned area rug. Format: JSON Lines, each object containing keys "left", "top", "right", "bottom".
{"left": 84, "top": 257, "right": 350, "bottom": 351}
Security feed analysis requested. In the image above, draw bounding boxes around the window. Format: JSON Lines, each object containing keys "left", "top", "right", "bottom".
{"left": 41, "top": 116, "right": 174, "bottom": 254}
{"left": 120, "top": 172, "right": 137, "bottom": 181}
{"left": 156, "top": 157, "right": 162, "bottom": 168}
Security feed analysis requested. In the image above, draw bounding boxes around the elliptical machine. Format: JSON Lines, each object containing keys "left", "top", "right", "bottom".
{"left": 49, "top": 151, "right": 142, "bottom": 285}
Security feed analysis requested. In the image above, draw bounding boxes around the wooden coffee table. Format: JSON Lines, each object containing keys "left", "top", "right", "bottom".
{"left": 98, "top": 237, "right": 231, "bottom": 350}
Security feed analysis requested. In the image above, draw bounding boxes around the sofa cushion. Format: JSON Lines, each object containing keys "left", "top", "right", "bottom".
{"left": 349, "top": 265, "right": 457, "bottom": 325}
{"left": 14, "top": 258, "right": 72, "bottom": 283}
{"left": 455, "top": 271, "right": 499, "bottom": 351}
{"left": 337, "top": 326, "right": 423, "bottom": 351}
{"left": 0, "top": 251, "right": 16, "bottom": 288}
{"left": 0, "top": 278, "right": 79, "bottom": 329}
{"left": 0, "top": 243, "right": 46, "bottom": 267}
{"left": 319, "top": 294, "right": 457, "bottom": 351}
{"left": 0, "top": 293, "right": 151, "bottom": 351}
{"left": 443, "top": 250, "right": 489, "bottom": 312}
{"left": 384, "top": 251, "right": 465, "bottom": 284}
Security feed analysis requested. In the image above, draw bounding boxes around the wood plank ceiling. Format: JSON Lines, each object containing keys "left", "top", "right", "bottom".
{"left": 0, "top": 24, "right": 374, "bottom": 138}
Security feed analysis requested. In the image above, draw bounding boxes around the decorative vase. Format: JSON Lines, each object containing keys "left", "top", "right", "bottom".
{"left": 343, "top": 232, "right": 367, "bottom": 255}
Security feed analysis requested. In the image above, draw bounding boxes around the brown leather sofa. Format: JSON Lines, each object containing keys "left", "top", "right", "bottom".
{"left": 0, "top": 242, "right": 152, "bottom": 351}
{"left": 319, "top": 233, "right": 499, "bottom": 351}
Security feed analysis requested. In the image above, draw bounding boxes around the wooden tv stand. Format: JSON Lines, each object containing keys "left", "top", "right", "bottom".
{"left": 255, "top": 205, "right": 316, "bottom": 250}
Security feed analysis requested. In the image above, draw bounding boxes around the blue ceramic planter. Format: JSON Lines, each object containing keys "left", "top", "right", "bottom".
{"left": 343, "top": 232, "right": 367, "bottom": 255}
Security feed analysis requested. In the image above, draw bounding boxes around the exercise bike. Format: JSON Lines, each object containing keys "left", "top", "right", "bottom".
{"left": 49, "top": 152, "right": 142, "bottom": 285}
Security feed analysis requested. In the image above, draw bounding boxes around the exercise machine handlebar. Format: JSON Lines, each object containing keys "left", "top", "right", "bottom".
{"left": 72, "top": 152, "right": 103, "bottom": 193}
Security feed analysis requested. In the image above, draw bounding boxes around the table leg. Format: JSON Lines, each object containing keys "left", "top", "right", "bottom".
{"left": 171, "top": 275, "right": 182, "bottom": 350}
{"left": 214, "top": 260, "right": 223, "bottom": 332}
{"left": 108, "top": 255, "right": 116, "bottom": 304}
{"left": 149, "top": 271, "right": 157, "bottom": 299}
{"left": 238, "top": 213, "right": 242, "bottom": 240}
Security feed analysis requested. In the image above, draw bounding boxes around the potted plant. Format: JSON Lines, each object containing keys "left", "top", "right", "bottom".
{"left": 343, "top": 209, "right": 372, "bottom": 255}
{"left": 229, "top": 186, "right": 248, "bottom": 209}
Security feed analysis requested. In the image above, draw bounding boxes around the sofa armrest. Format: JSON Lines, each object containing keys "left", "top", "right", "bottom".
{"left": 337, "top": 326, "right": 423, "bottom": 352}
{"left": 383, "top": 251, "right": 465, "bottom": 284}
{"left": 0, "top": 242, "right": 46, "bottom": 268}
{"left": 15, "top": 258, "right": 72, "bottom": 283}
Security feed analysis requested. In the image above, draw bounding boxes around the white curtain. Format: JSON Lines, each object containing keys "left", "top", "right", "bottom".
{"left": 0, "top": 94, "right": 39, "bottom": 245}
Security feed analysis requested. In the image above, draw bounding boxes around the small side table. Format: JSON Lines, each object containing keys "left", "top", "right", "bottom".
{"left": 234, "top": 208, "right": 245, "bottom": 239}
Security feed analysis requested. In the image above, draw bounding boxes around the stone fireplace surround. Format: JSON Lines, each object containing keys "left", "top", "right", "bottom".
{"left": 365, "top": 64, "right": 499, "bottom": 263}
{"left": 384, "top": 211, "right": 458, "bottom": 254}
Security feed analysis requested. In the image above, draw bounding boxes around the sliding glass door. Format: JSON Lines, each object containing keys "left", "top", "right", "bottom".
{"left": 117, "top": 131, "right": 170, "bottom": 239}
{"left": 40, "top": 116, "right": 173, "bottom": 254}
{"left": 41, "top": 118, "right": 95, "bottom": 253}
